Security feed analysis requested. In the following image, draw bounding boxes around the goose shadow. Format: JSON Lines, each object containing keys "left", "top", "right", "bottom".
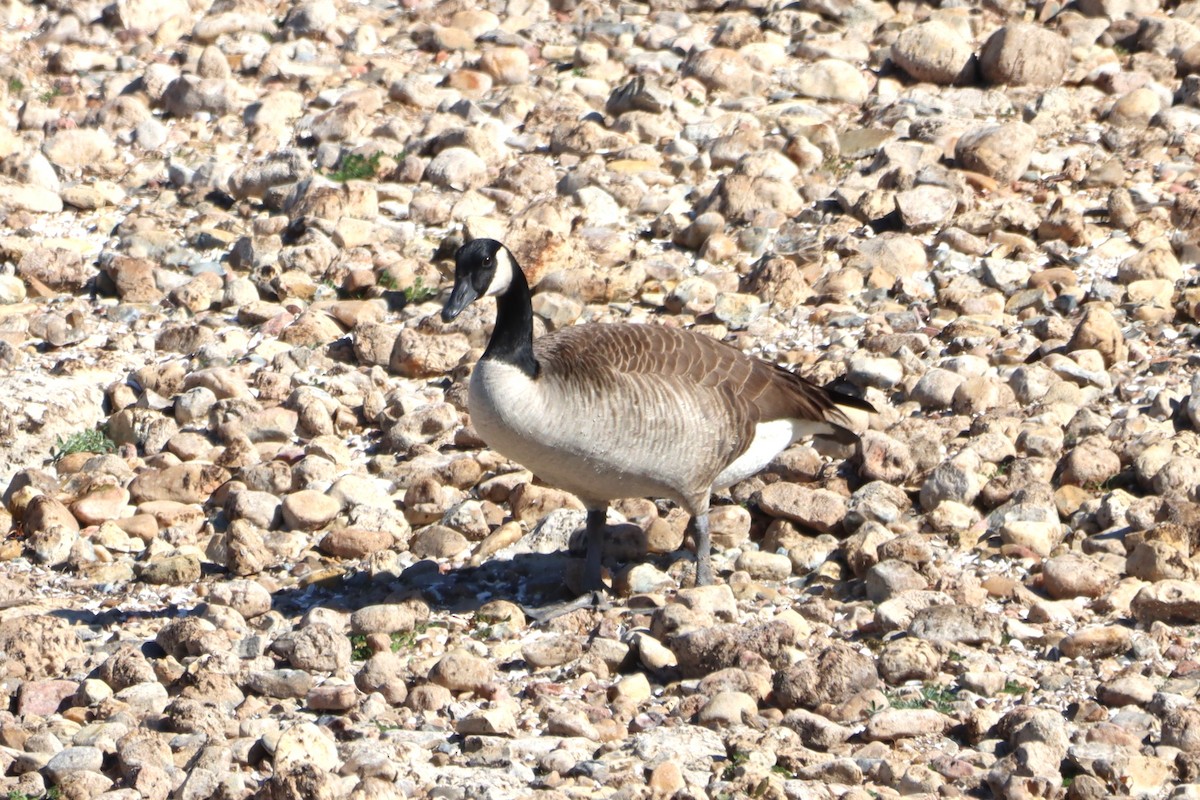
{"left": 265, "top": 522, "right": 691, "bottom": 622}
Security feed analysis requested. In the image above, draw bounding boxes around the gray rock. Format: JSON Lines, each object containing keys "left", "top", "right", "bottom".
{"left": 865, "top": 708, "right": 952, "bottom": 741}
{"left": 671, "top": 620, "right": 796, "bottom": 678}
{"left": 424, "top": 147, "right": 488, "bottom": 190}
{"left": 910, "top": 604, "right": 1002, "bottom": 646}
{"left": 161, "top": 75, "right": 234, "bottom": 117}
{"left": 891, "top": 21, "right": 975, "bottom": 85}
{"left": 773, "top": 642, "right": 879, "bottom": 709}
{"left": 44, "top": 746, "right": 104, "bottom": 783}
{"left": 271, "top": 623, "right": 352, "bottom": 673}
{"left": 228, "top": 149, "right": 312, "bottom": 200}
{"left": 1131, "top": 580, "right": 1200, "bottom": 624}
{"left": 955, "top": 122, "right": 1038, "bottom": 182}
{"left": 865, "top": 559, "right": 928, "bottom": 603}
{"left": 920, "top": 453, "right": 983, "bottom": 511}
{"left": 428, "top": 648, "right": 494, "bottom": 693}
{"left": 980, "top": 24, "right": 1069, "bottom": 88}
{"left": 1042, "top": 552, "right": 1118, "bottom": 599}
{"left": 786, "top": 59, "right": 869, "bottom": 103}
{"left": 877, "top": 638, "right": 940, "bottom": 684}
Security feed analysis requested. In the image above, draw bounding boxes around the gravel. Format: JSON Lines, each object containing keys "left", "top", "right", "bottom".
{"left": 1, "top": 0, "right": 1199, "bottom": 798}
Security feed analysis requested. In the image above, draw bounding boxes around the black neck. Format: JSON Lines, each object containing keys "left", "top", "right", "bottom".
{"left": 482, "top": 263, "right": 539, "bottom": 378}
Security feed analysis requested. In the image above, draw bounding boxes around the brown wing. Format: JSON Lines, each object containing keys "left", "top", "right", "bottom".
{"left": 533, "top": 322, "right": 853, "bottom": 462}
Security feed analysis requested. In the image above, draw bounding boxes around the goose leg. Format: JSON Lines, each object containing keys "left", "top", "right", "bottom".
{"left": 694, "top": 513, "right": 713, "bottom": 586}
{"left": 583, "top": 507, "right": 607, "bottom": 591}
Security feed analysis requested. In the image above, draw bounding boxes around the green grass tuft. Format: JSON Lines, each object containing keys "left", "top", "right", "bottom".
{"left": 326, "top": 152, "right": 383, "bottom": 182}
{"left": 53, "top": 428, "right": 116, "bottom": 460}
{"left": 349, "top": 634, "right": 371, "bottom": 661}
{"left": 403, "top": 277, "right": 437, "bottom": 304}
{"left": 886, "top": 683, "right": 959, "bottom": 715}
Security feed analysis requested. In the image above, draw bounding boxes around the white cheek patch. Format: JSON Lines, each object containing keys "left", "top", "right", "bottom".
{"left": 485, "top": 248, "right": 514, "bottom": 296}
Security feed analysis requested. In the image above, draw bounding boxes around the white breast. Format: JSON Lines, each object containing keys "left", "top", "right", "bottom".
{"left": 467, "top": 360, "right": 694, "bottom": 508}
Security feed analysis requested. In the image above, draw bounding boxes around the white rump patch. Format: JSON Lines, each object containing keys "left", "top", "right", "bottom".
{"left": 485, "top": 247, "right": 515, "bottom": 297}
{"left": 712, "top": 418, "right": 834, "bottom": 490}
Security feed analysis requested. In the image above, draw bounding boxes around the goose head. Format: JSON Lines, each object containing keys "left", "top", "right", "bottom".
{"left": 442, "top": 238, "right": 518, "bottom": 322}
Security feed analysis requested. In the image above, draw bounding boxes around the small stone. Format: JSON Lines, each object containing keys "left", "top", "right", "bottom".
{"left": 351, "top": 602, "right": 426, "bottom": 634}
{"left": 1162, "top": 708, "right": 1200, "bottom": 752}
{"left": 281, "top": 490, "right": 342, "bottom": 531}
{"left": 757, "top": 484, "right": 847, "bottom": 533}
{"left": 896, "top": 185, "right": 958, "bottom": 231}
{"left": 1108, "top": 87, "right": 1162, "bottom": 128}
{"left": 307, "top": 683, "right": 358, "bottom": 711}
{"left": 1067, "top": 306, "right": 1127, "bottom": 366}
{"left": 648, "top": 761, "right": 685, "bottom": 796}
{"left": 910, "top": 604, "right": 1002, "bottom": 646}
{"left": 1060, "top": 443, "right": 1121, "bottom": 487}
{"left": 17, "top": 679, "right": 78, "bottom": 716}
{"left": 734, "top": 550, "right": 793, "bottom": 581}
{"left": 272, "top": 623, "right": 351, "bottom": 673}
{"left": 356, "top": 652, "right": 410, "bottom": 705}
{"left": 1097, "top": 674, "right": 1155, "bottom": 707}
{"left": 1127, "top": 540, "right": 1195, "bottom": 582}
{"left": 999, "top": 520, "right": 1064, "bottom": 557}
{"left": 522, "top": 634, "right": 583, "bottom": 669}
{"left": 320, "top": 527, "right": 393, "bottom": 559}
{"left": 920, "top": 453, "right": 983, "bottom": 510}
{"left": 128, "top": 463, "right": 230, "bottom": 504}
{"left": 69, "top": 484, "right": 130, "bottom": 526}
{"left": 698, "top": 691, "right": 757, "bottom": 728}
{"left": 773, "top": 642, "right": 878, "bottom": 709}
{"left": 1042, "top": 553, "right": 1118, "bottom": 599}
{"left": 479, "top": 47, "right": 530, "bottom": 84}
{"left": 409, "top": 525, "right": 469, "bottom": 559}
{"left": 788, "top": 59, "right": 869, "bottom": 103}
{"left": 847, "top": 355, "right": 904, "bottom": 390}
{"left": 781, "top": 709, "right": 855, "bottom": 749}
{"left": 44, "top": 746, "right": 104, "bottom": 783}
{"left": 1059, "top": 626, "right": 1132, "bottom": 660}
{"left": 865, "top": 708, "right": 952, "bottom": 741}
{"left": 245, "top": 669, "right": 314, "bottom": 699}
{"left": 865, "top": 560, "right": 928, "bottom": 603}
{"left": 955, "top": 122, "right": 1038, "bottom": 183}
{"left": 428, "top": 648, "right": 493, "bottom": 693}
{"left": 672, "top": 621, "right": 794, "bottom": 678}
{"left": 457, "top": 706, "right": 517, "bottom": 736}
{"left": 208, "top": 580, "right": 272, "bottom": 619}
{"left": 891, "top": 21, "right": 974, "bottom": 85}
{"left": 878, "top": 638, "right": 940, "bottom": 684}
{"left": 425, "top": 147, "right": 488, "bottom": 191}
{"left": 685, "top": 48, "right": 757, "bottom": 94}
{"left": 979, "top": 24, "right": 1069, "bottom": 88}
{"left": 274, "top": 722, "right": 339, "bottom": 773}
{"left": 138, "top": 554, "right": 201, "bottom": 585}
{"left": 1132, "top": 580, "right": 1200, "bottom": 624}
{"left": 17, "top": 247, "right": 92, "bottom": 290}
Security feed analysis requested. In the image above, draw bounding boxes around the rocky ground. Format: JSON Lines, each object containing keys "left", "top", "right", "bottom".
{"left": 1, "top": 0, "right": 1200, "bottom": 797}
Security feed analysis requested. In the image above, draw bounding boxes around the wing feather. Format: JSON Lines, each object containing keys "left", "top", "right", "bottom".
{"left": 532, "top": 323, "right": 854, "bottom": 467}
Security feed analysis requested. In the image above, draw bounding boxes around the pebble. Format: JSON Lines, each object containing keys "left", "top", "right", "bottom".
{"left": 1041, "top": 552, "right": 1117, "bottom": 599}
{"left": 891, "top": 21, "right": 973, "bottom": 85}
{"left": 428, "top": 649, "right": 494, "bottom": 693}
{"left": 281, "top": 489, "right": 341, "bottom": 531}
{"left": 865, "top": 709, "right": 952, "bottom": 741}
{"left": 979, "top": 23, "right": 1069, "bottom": 87}
{"left": 757, "top": 484, "right": 848, "bottom": 533}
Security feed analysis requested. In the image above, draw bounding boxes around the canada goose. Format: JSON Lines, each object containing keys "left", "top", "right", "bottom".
{"left": 441, "top": 238, "right": 865, "bottom": 590}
